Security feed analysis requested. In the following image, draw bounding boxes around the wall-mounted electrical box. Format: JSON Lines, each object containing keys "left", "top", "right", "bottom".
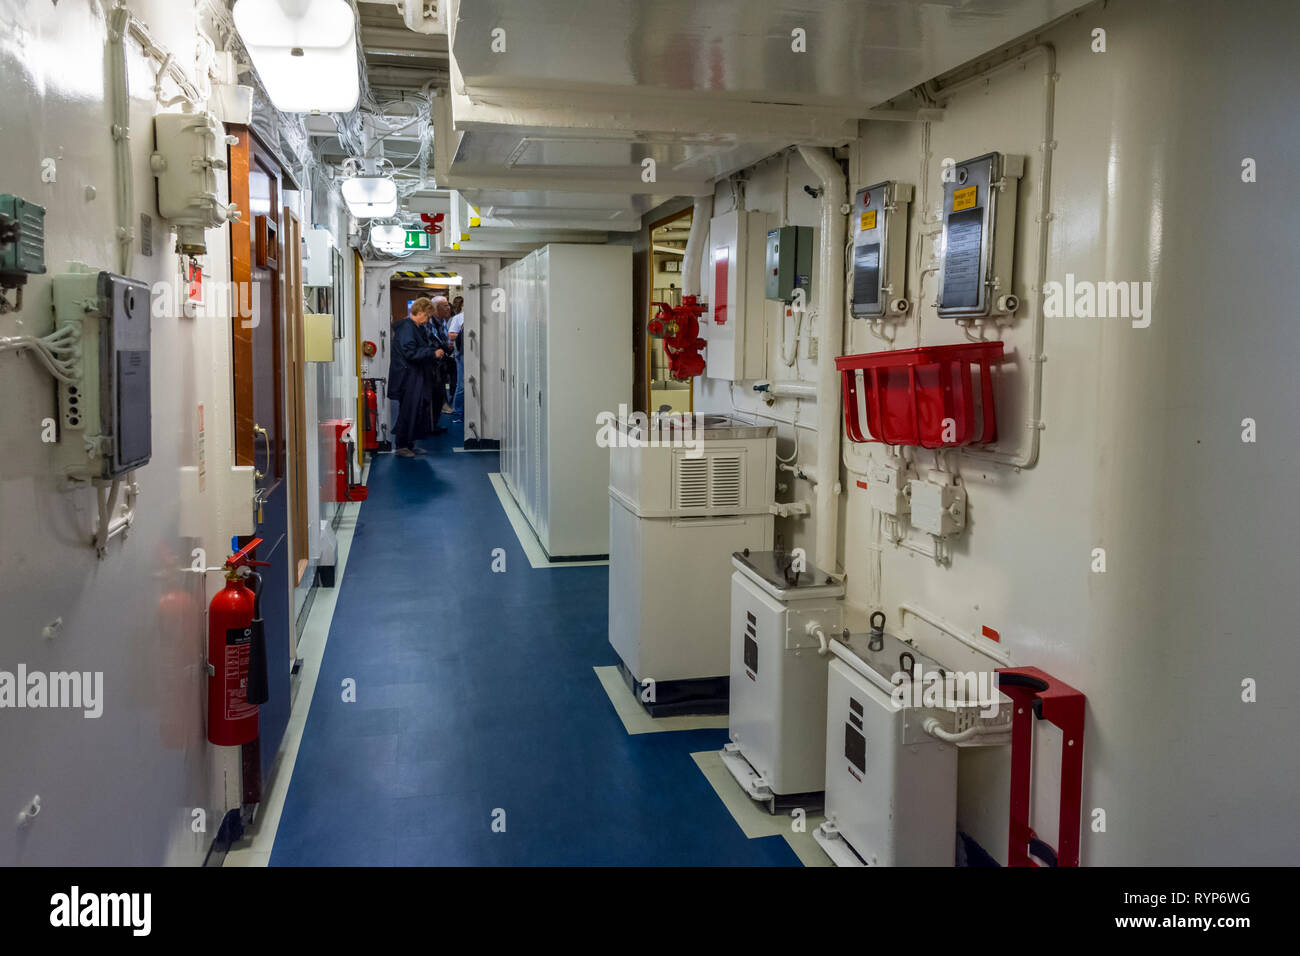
{"left": 764, "top": 225, "right": 813, "bottom": 303}
{"left": 937, "top": 152, "right": 1023, "bottom": 319}
{"left": 52, "top": 266, "right": 152, "bottom": 480}
{"left": 707, "top": 208, "right": 773, "bottom": 381}
{"left": 908, "top": 472, "right": 966, "bottom": 538}
{"left": 304, "top": 312, "right": 336, "bottom": 362}
{"left": 851, "top": 181, "right": 912, "bottom": 319}
{"left": 304, "top": 226, "right": 336, "bottom": 287}
{"left": 0, "top": 195, "right": 46, "bottom": 291}
{"left": 150, "top": 110, "right": 241, "bottom": 255}
{"left": 867, "top": 457, "right": 910, "bottom": 518}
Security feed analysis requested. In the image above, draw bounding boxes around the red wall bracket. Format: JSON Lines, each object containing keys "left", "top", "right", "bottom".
{"left": 996, "top": 666, "right": 1086, "bottom": 867}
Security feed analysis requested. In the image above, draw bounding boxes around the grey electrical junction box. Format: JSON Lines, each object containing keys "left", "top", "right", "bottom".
{"left": 937, "top": 152, "right": 1023, "bottom": 319}
{"left": 765, "top": 225, "right": 813, "bottom": 302}
{"left": 851, "top": 180, "right": 912, "bottom": 318}
{"left": 52, "top": 268, "right": 152, "bottom": 479}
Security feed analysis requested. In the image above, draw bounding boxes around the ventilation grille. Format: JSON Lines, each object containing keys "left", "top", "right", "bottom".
{"left": 711, "top": 456, "right": 742, "bottom": 509}
{"left": 674, "top": 453, "right": 744, "bottom": 511}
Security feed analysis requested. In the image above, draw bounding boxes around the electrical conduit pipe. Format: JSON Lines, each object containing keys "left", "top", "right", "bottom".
{"left": 681, "top": 194, "right": 714, "bottom": 298}
{"left": 796, "top": 145, "right": 847, "bottom": 574}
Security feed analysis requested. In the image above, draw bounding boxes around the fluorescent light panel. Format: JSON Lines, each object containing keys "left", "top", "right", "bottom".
{"left": 342, "top": 176, "right": 398, "bottom": 218}
{"left": 232, "top": 0, "right": 360, "bottom": 113}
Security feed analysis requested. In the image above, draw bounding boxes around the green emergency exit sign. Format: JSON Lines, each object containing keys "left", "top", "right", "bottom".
{"left": 404, "top": 230, "right": 430, "bottom": 250}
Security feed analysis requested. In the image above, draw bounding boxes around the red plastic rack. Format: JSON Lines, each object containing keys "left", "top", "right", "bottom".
{"left": 834, "top": 341, "right": 1004, "bottom": 448}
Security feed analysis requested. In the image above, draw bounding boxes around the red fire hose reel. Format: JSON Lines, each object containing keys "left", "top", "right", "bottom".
{"left": 835, "top": 341, "right": 1004, "bottom": 447}
{"left": 996, "top": 666, "right": 1086, "bottom": 867}
{"left": 648, "top": 296, "right": 708, "bottom": 380}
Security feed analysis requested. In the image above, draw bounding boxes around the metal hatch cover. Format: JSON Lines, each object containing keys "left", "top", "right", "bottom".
{"left": 731, "top": 549, "right": 844, "bottom": 600}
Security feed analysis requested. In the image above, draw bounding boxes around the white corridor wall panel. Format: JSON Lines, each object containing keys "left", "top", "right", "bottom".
{"left": 501, "top": 243, "right": 632, "bottom": 558}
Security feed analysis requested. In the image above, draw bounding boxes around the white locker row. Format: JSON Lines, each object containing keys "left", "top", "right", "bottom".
{"left": 500, "top": 243, "right": 632, "bottom": 558}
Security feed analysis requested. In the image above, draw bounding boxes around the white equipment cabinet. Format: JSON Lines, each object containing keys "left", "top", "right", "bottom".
{"left": 723, "top": 551, "right": 844, "bottom": 808}
{"left": 608, "top": 415, "right": 776, "bottom": 713}
{"left": 814, "top": 630, "right": 958, "bottom": 867}
{"left": 501, "top": 243, "right": 631, "bottom": 558}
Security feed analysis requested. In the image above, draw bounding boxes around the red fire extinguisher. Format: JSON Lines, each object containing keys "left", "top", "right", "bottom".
{"left": 207, "top": 539, "right": 268, "bottom": 747}
{"left": 363, "top": 378, "right": 381, "bottom": 452}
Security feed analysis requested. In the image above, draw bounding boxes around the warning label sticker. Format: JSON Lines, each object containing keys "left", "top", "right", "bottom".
{"left": 952, "top": 186, "right": 978, "bottom": 212}
{"left": 860, "top": 210, "right": 877, "bottom": 232}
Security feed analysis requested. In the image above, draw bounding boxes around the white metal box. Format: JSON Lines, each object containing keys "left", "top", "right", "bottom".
{"left": 728, "top": 552, "right": 844, "bottom": 796}
{"left": 908, "top": 472, "right": 966, "bottom": 538}
{"left": 304, "top": 226, "right": 336, "bottom": 287}
{"left": 705, "top": 208, "right": 773, "bottom": 381}
{"left": 608, "top": 415, "right": 777, "bottom": 518}
{"left": 149, "top": 110, "right": 239, "bottom": 255}
{"left": 821, "top": 635, "right": 958, "bottom": 866}
{"left": 608, "top": 500, "right": 773, "bottom": 683}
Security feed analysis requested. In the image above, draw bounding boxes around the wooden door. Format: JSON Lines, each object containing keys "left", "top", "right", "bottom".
{"left": 282, "top": 208, "right": 309, "bottom": 595}
{"left": 228, "top": 128, "right": 293, "bottom": 796}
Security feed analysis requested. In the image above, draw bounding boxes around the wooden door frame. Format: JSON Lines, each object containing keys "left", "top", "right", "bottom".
{"left": 229, "top": 125, "right": 256, "bottom": 469}
{"left": 282, "top": 208, "right": 309, "bottom": 588}
{"left": 644, "top": 206, "right": 695, "bottom": 414}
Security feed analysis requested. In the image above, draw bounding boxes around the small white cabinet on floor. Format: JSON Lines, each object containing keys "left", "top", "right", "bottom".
{"left": 501, "top": 243, "right": 631, "bottom": 558}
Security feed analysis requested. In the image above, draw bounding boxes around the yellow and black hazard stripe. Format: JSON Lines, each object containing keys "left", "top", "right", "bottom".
{"left": 392, "top": 270, "right": 460, "bottom": 279}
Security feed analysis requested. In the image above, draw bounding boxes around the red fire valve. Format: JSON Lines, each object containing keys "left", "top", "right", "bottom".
{"left": 649, "top": 295, "right": 708, "bottom": 380}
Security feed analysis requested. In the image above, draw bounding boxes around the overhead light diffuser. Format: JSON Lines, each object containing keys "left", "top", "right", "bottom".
{"left": 370, "top": 223, "right": 409, "bottom": 253}
{"left": 342, "top": 176, "right": 398, "bottom": 218}
{"left": 232, "top": 0, "right": 360, "bottom": 113}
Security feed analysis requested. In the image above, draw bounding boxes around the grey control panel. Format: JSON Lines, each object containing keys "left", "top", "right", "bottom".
{"left": 53, "top": 268, "right": 152, "bottom": 479}
{"left": 851, "top": 181, "right": 912, "bottom": 319}
{"left": 937, "top": 152, "right": 1023, "bottom": 319}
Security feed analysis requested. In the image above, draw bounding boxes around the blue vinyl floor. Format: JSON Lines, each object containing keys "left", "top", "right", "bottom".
{"left": 269, "top": 423, "right": 800, "bottom": 865}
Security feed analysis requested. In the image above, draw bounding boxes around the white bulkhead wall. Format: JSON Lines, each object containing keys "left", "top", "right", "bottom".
{"left": 697, "top": 0, "right": 1300, "bottom": 864}
{"left": 0, "top": 0, "right": 355, "bottom": 864}
{"left": 693, "top": 152, "right": 827, "bottom": 559}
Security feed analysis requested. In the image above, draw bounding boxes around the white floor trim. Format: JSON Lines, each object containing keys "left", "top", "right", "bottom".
{"left": 593, "top": 665, "right": 730, "bottom": 735}
{"left": 487, "top": 472, "right": 608, "bottom": 569}
{"left": 224, "top": 463, "right": 370, "bottom": 867}
{"left": 453, "top": 446, "right": 497, "bottom": 454}
{"left": 690, "top": 749, "right": 833, "bottom": 867}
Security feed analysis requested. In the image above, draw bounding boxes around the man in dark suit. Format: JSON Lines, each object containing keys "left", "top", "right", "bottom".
{"left": 389, "top": 297, "right": 445, "bottom": 458}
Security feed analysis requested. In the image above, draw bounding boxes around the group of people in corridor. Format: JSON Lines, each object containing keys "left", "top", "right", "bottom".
{"left": 389, "top": 294, "right": 465, "bottom": 458}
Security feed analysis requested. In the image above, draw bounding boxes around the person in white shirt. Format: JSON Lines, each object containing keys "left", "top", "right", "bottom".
{"left": 448, "top": 295, "right": 465, "bottom": 421}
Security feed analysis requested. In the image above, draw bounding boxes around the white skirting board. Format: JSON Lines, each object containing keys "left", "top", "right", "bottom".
{"left": 488, "top": 472, "right": 607, "bottom": 569}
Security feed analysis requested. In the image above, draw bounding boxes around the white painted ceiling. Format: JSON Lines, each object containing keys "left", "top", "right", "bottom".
{"left": 377, "top": 0, "right": 1094, "bottom": 247}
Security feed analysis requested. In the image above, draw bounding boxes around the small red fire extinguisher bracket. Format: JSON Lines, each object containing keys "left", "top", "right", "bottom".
{"left": 996, "top": 666, "right": 1086, "bottom": 867}
{"left": 325, "top": 419, "right": 369, "bottom": 502}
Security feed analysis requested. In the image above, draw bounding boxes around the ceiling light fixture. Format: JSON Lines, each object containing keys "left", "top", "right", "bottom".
{"left": 232, "top": 0, "right": 360, "bottom": 113}
{"left": 370, "top": 223, "right": 409, "bottom": 253}
{"left": 342, "top": 176, "right": 398, "bottom": 218}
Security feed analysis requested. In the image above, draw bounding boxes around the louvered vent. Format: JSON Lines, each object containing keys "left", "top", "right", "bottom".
{"left": 709, "top": 456, "right": 742, "bottom": 510}
{"left": 676, "top": 457, "right": 709, "bottom": 509}
{"left": 674, "top": 453, "right": 745, "bottom": 511}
